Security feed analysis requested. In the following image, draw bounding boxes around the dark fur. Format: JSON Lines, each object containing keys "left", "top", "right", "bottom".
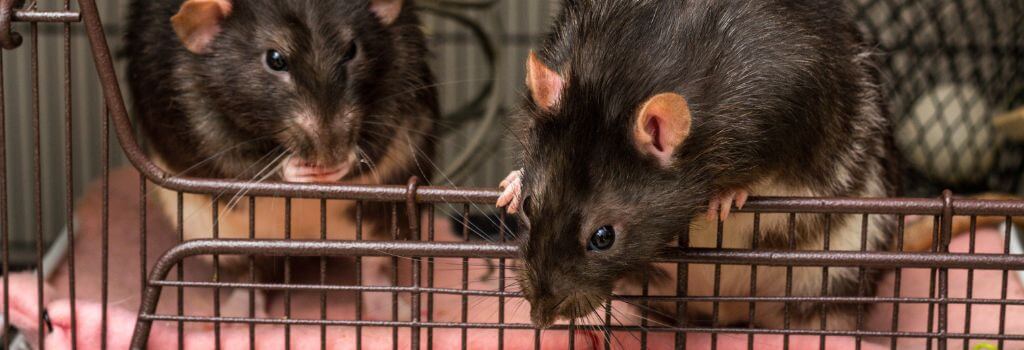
{"left": 125, "top": 0, "right": 437, "bottom": 182}
{"left": 516, "top": 0, "right": 897, "bottom": 328}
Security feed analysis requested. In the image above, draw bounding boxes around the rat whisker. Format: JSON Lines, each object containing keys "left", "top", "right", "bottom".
{"left": 222, "top": 149, "right": 289, "bottom": 214}
{"left": 398, "top": 141, "right": 517, "bottom": 241}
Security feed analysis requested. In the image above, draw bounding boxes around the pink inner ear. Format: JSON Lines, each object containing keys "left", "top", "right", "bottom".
{"left": 646, "top": 117, "right": 662, "bottom": 152}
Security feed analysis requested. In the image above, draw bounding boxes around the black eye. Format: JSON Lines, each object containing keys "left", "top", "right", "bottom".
{"left": 265, "top": 50, "right": 288, "bottom": 72}
{"left": 587, "top": 226, "right": 615, "bottom": 251}
{"left": 342, "top": 42, "right": 358, "bottom": 63}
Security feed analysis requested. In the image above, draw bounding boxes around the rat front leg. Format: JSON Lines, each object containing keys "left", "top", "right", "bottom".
{"left": 706, "top": 189, "right": 750, "bottom": 222}
{"left": 496, "top": 169, "right": 524, "bottom": 214}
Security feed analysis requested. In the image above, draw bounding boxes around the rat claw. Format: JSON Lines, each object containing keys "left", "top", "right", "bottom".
{"left": 735, "top": 190, "right": 749, "bottom": 210}
{"left": 708, "top": 189, "right": 750, "bottom": 222}
{"left": 707, "top": 196, "right": 721, "bottom": 222}
{"left": 497, "top": 169, "right": 524, "bottom": 214}
{"left": 719, "top": 191, "right": 737, "bottom": 221}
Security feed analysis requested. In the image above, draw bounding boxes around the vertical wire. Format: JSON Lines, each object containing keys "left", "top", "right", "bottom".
{"left": 748, "top": 212, "right": 760, "bottom": 350}
{"left": 62, "top": 2, "right": 77, "bottom": 345}
{"left": 784, "top": 213, "right": 796, "bottom": 350}
{"left": 0, "top": 24, "right": 9, "bottom": 350}
{"left": 998, "top": 217, "right": 1011, "bottom": 349}
{"left": 427, "top": 204, "right": 435, "bottom": 350}
{"left": 284, "top": 197, "right": 292, "bottom": 349}
{"left": 248, "top": 196, "right": 256, "bottom": 349}
{"left": 212, "top": 197, "right": 221, "bottom": 349}
{"left": 962, "top": 216, "right": 977, "bottom": 350}
{"left": 891, "top": 215, "right": 905, "bottom": 350}
{"left": 100, "top": 102, "right": 109, "bottom": 350}
{"left": 856, "top": 214, "right": 870, "bottom": 350}
{"left": 461, "top": 204, "right": 469, "bottom": 350}
{"left": 356, "top": 201, "right": 363, "bottom": 349}
{"left": 820, "top": 214, "right": 832, "bottom": 349}
{"left": 31, "top": 15, "right": 46, "bottom": 350}
{"left": 677, "top": 224, "right": 690, "bottom": 349}
{"left": 711, "top": 219, "right": 724, "bottom": 350}
{"left": 320, "top": 199, "right": 328, "bottom": 350}
{"left": 390, "top": 203, "right": 398, "bottom": 350}
{"left": 176, "top": 191, "right": 184, "bottom": 350}
{"left": 498, "top": 210, "right": 507, "bottom": 350}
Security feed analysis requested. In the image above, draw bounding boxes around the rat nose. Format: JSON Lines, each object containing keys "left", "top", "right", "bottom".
{"left": 289, "top": 112, "right": 353, "bottom": 165}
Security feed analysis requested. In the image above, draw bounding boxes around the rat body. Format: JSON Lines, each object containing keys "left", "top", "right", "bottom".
{"left": 500, "top": 0, "right": 898, "bottom": 329}
{"left": 126, "top": 0, "right": 437, "bottom": 319}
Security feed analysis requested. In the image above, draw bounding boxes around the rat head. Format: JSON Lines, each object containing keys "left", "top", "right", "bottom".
{"left": 515, "top": 53, "right": 713, "bottom": 327}
{"left": 170, "top": 0, "right": 412, "bottom": 182}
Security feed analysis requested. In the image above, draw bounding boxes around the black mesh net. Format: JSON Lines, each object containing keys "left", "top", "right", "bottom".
{"left": 852, "top": 0, "right": 1024, "bottom": 196}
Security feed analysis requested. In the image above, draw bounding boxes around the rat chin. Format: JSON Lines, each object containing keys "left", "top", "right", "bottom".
{"left": 529, "top": 290, "right": 608, "bottom": 328}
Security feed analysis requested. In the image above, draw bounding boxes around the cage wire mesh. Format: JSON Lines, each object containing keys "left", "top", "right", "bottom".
{"left": 0, "top": 0, "right": 1022, "bottom": 349}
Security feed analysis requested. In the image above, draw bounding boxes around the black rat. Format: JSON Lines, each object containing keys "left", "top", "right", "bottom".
{"left": 498, "top": 0, "right": 899, "bottom": 330}
{"left": 125, "top": 0, "right": 437, "bottom": 319}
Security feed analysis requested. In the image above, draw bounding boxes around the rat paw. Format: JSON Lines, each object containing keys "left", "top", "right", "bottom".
{"left": 496, "top": 169, "right": 524, "bottom": 214}
{"left": 706, "top": 189, "right": 749, "bottom": 222}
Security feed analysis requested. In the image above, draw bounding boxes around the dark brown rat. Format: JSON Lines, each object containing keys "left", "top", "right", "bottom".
{"left": 499, "top": 0, "right": 898, "bottom": 330}
{"left": 125, "top": 0, "right": 437, "bottom": 319}
{"left": 126, "top": 0, "right": 436, "bottom": 185}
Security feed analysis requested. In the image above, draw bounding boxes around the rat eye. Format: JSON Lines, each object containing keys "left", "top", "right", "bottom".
{"left": 587, "top": 226, "right": 615, "bottom": 251}
{"left": 341, "top": 42, "right": 358, "bottom": 63}
{"left": 265, "top": 50, "right": 288, "bottom": 72}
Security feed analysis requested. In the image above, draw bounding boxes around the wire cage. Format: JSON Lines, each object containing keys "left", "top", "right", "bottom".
{"left": 0, "top": 0, "right": 1022, "bottom": 350}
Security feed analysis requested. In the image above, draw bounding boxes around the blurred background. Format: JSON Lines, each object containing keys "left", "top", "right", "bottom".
{"left": 1, "top": 0, "right": 1022, "bottom": 267}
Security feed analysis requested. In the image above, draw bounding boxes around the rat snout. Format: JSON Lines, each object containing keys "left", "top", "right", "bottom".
{"left": 525, "top": 273, "right": 604, "bottom": 328}
{"left": 281, "top": 112, "right": 359, "bottom": 183}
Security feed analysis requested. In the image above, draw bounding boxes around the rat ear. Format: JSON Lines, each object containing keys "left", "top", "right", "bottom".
{"left": 171, "top": 0, "right": 232, "bottom": 54}
{"left": 370, "top": 0, "right": 403, "bottom": 25}
{"left": 526, "top": 51, "right": 564, "bottom": 112}
{"left": 634, "top": 93, "right": 692, "bottom": 168}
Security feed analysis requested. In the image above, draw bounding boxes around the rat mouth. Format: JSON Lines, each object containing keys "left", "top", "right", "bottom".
{"left": 281, "top": 154, "right": 357, "bottom": 183}
{"left": 531, "top": 293, "right": 606, "bottom": 328}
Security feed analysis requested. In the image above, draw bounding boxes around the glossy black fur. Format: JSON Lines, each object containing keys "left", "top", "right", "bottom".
{"left": 125, "top": 0, "right": 437, "bottom": 182}
{"left": 516, "top": 0, "right": 897, "bottom": 327}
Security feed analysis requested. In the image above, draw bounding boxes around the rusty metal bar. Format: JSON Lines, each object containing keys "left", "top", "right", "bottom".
{"left": 148, "top": 279, "right": 1024, "bottom": 307}
{"left": 30, "top": 10, "right": 44, "bottom": 348}
{"left": 0, "top": 17, "right": 8, "bottom": 348}
{"left": 62, "top": 3, "right": 77, "bottom": 346}
{"left": 407, "top": 177, "right": 421, "bottom": 350}
{"left": 13, "top": 10, "right": 80, "bottom": 22}
{"left": 937, "top": 191, "right": 954, "bottom": 350}
{"left": 134, "top": 313, "right": 1024, "bottom": 341}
